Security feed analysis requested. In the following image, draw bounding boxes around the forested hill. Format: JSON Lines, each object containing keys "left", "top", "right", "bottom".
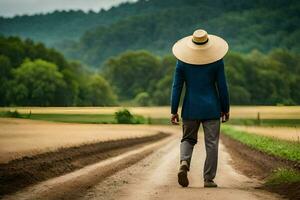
{"left": 0, "top": 1, "right": 164, "bottom": 45}
{"left": 62, "top": 0, "right": 300, "bottom": 67}
{"left": 1, "top": 0, "right": 300, "bottom": 68}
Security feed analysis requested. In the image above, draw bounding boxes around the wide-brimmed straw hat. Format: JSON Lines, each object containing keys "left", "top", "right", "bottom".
{"left": 172, "top": 29, "right": 228, "bottom": 65}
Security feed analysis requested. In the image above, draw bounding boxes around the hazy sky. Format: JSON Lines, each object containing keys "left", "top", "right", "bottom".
{"left": 0, "top": 0, "right": 138, "bottom": 17}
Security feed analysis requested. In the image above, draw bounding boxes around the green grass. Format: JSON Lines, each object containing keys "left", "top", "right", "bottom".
{"left": 140, "top": 118, "right": 300, "bottom": 126}
{"left": 24, "top": 113, "right": 116, "bottom": 124}
{"left": 147, "top": 118, "right": 170, "bottom": 125}
{"left": 0, "top": 111, "right": 148, "bottom": 124}
{"left": 266, "top": 168, "right": 300, "bottom": 186}
{"left": 222, "top": 125, "right": 300, "bottom": 162}
{"left": 0, "top": 111, "right": 170, "bottom": 125}
{"left": 2, "top": 109, "right": 297, "bottom": 127}
{"left": 228, "top": 118, "right": 300, "bottom": 127}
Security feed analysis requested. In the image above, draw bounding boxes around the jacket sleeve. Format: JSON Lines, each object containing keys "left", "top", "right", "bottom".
{"left": 171, "top": 61, "right": 185, "bottom": 114}
{"left": 216, "top": 60, "right": 230, "bottom": 113}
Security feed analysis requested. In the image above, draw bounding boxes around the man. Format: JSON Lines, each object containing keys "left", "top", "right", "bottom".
{"left": 171, "top": 29, "right": 230, "bottom": 188}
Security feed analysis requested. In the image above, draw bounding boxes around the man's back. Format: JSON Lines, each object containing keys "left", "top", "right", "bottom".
{"left": 171, "top": 59, "right": 229, "bottom": 120}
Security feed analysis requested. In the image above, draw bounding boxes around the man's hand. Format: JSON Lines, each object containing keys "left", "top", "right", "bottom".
{"left": 171, "top": 113, "right": 180, "bottom": 125}
{"left": 221, "top": 112, "right": 230, "bottom": 123}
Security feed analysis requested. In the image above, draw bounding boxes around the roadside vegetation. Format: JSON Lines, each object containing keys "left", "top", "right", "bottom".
{"left": 228, "top": 118, "right": 300, "bottom": 127}
{"left": 222, "top": 125, "right": 300, "bottom": 162}
{"left": 0, "top": 109, "right": 146, "bottom": 124}
{"left": 2, "top": 108, "right": 300, "bottom": 127}
{"left": 266, "top": 168, "right": 300, "bottom": 186}
{"left": 222, "top": 124, "right": 300, "bottom": 198}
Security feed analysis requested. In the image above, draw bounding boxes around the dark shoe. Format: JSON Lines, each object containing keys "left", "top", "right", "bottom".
{"left": 204, "top": 180, "right": 218, "bottom": 187}
{"left": 178, "top": 161, "right": 189, "bottom": 187}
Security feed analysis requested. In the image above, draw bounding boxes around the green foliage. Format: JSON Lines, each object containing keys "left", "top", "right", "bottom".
{"left": 0, "top": 3, "right": 152, "bottom": 45}
{"left": 8, "top": 113, "right": 116, "bottom": 124}
{"left": 103, "top": 50, "right": 162, "bottom": 100}
{"left": 0, "top": 55, "right": 11, "bottom": 105}
{"left": 114, "top": 109, "right": 145, "bottom": 124}
{"left": 134, "top": 92, "right": 152, "bottom": 106}
{"left": 101, "top": 48, "right": 300, "bottom": 106}
{"left": 152, "top": 75, "right": 173, "bottom": 105}
{"left": 0, "top": 36, "right": 68, "bottom": 69}
{"left": 224, "top": 49, "right": 300, "bottom": 105}
{"left": 60, "top": 0, "right": 300, "bottom": 66}
{"left": 151, "top": 55, "right": 177, "bottom": 105}
{"left": 0, "top": 112, "right": 148, "bottom": 124}
{"left": 228, "top": 119, "right": 300, "bottom": 127}
{"left": 7, "top": 59, "right": 66, "bottom": 106}
{"left": 1, "top": 0, "right": 299, "bottom": 66}
{"left": 1, "top": 0, "right": 300, "bottom": 106}
{"left": 102, "top": 50, "right": 176, "bottom": 105}
{"left": 266, "top": 168, "right": 300, "bottom": 186}
{"left": 133, "top": 115, "right": 147, "bottom": 124}
{"left": 114, "top": 109, "right": 134, "bottom": 124}
{"left": 81, "top": 74, "right": 117, "bottom": 106}
{"left": 1, "top": 34, "right": 299, "bottom": 106}
{"left": 1, "top": 110, "right": 21, "bottom": 118}
{"left": 222, "top": 125, "right": 300, "bottom": 162}
{"left": 0, "top": 36, "right": 117, "bottom": 106}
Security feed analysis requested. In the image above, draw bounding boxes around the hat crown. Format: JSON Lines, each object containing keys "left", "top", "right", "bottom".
{"left": 192, "top": 29, "right": 208, "bottom": 43}
{"left": 172, "top": 28, "right": 228, "bottom": 65}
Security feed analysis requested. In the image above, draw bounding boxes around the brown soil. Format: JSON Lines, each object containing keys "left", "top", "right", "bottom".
{"left": 0, "top": 132, "right": 170, "bottom": 197}
{"left": 0, "top": 118, "right": 177, "bottom": 163}
{"left": 221, "top": 133, "right": 300, "bottom": 200}
{"left": 80, "top": 136, "right": 281, "bottom": 200}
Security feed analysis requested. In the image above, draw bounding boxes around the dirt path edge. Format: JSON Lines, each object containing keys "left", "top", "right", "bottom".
{"left": 0, "top": 132, "right": 170, "bottom": 197}
{"left": 220, "top": 133, "right": 300, "bottom": 200}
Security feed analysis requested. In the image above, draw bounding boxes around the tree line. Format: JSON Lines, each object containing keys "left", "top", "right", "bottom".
{"left": 1, "top": 36, "right": 299, "bottom": 106}
{"left": 102, "top": 49, "right": 300, "bottom": 106}
{"left": 0, "top": 36, "right": 116, "bottom": 106}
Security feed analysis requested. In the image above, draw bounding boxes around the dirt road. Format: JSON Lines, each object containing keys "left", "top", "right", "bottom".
{"left": 3, "top": 133, "right": 284, "bottom": 200}
{"left": 81, "top": 136, "right": 283, "bottom": 200}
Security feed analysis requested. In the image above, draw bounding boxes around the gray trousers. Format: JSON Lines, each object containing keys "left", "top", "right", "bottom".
{"left": 180, "top": 119, "right": 220, "bottom": 181}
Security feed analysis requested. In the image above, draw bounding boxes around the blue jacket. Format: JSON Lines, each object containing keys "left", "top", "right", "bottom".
{"left": 171, "top": 59, "right": 229, "bottom": 120}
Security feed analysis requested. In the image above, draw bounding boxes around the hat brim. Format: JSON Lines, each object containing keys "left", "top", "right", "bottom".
{"left": 172, "top": 34, "right": 228, "bottom": 65}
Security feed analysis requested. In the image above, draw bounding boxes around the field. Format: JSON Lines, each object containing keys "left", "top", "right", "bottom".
{"left": 221, "top": 125, "right": 300, "bottom": 162}
{"left": 0, "top": 117, "right": 179, "bottom": 163}
{"left": 1, "top": 106, "right": 300, "bottom": 199}
{"left": 230, "top": 125, "right": 300, "bottom": 142}
{"left": 1, "top": 106, "right": 300, "bottom": 127}
{"left": 1, "top": 106, "right": 300, "bottom": 119}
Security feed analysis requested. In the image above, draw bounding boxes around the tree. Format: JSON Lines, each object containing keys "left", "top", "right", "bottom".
{"left": 115, "top": 109, "right": 134, "bottom": 124}
{"left": 82, "top": 74, "right": 117, "bottom": 106}
{"left": 0, "top": 36, "right": 119, "bottom": 106}
{"left": 0, "top": 55, "right": 12, "bottom": 105}
{"left": 7, "top": 59, "right": 66, "bottom": 106}
{"left": 152, "top": 75, "right": 173, "bottom": 105}
{"left": 134, "top": 92, "right": 151, "bottom": 106}
{"left": 103, "top": 50, "right": 162, "bottom": 100}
